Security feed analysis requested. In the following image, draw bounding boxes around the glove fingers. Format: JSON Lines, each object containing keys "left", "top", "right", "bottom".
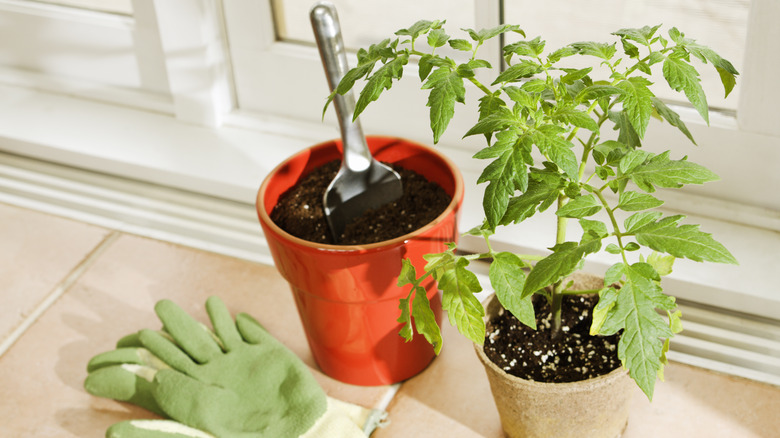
{"left": 139, "top": 329, "right": 198, "bottom": 376}
{"left": 154, "top": 300, "right": 222, "bottom": 364}
{"left": 204, "top": 296, "right": 242, "bottom": 352}
{"left": 84, "top": 365, "right": 166, "bottom": 417}
{"left": 234, "top": 313, "right": 272, "bottom": 345}
{"left": 107, "top": 420, "right": 216, "bottom": 438}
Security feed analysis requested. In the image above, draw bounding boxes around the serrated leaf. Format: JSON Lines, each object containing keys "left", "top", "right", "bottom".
{"left": 624, "top": 151, "right": 719, "bottom": 192}
{"left": 493, "top": 60, "right": 543, "bottom": 85}
{"left": 619, "top": 150, "right": 652, "bottom": 175}
{"left": 624, "top": 211, "right": 664, "bottom": 233}
{"left": 531, "top": 125, "right": 579, "bottom": 179}
{"left": 552, "top": 107, "right": 599, "bottom": 133}
{"left": 570, "top": 41, "right": 617, "bottom": 60}
{"left": 579, "top": 218, "right": 608, "bottom": 243}
{"left": 395, "top": 20, "right": 441, "bottom": 39}
{"left": 465, "top": 24, "right": 524, "bottom": 43}
{"left": 604, "top": 262, "right": 626, "bottom": 285}
{"left": 422, "top": 66, "right": 466, "bottom": 143}
{"left": 503, "top": 86, "right": 536, "bottom": 109}
{"left": 521, "top": 240, "right": 602, "bottom": 297}
{"left": 617, "top": 191, "right": 664, "bottom": 211}
{"left": 504, "top": 36, "right": 546, "bottom": 59}
{"left": 617, "top": 76, "right": 655, "bottom": 139}
{"left": 465, "top": 106, "right": 515, "bottom": 138}
{"left": 663, "top": 55, "right": 709, "bottom": 124}
{"left": 652, "top": 97, "right": 695, "bottom": 144}
{"left": 560, "top": 67, "right": 592, "bottom": 85}
{"left": 591, "top": 286, "right": 619, "bottom": 335}
{"left": 449, "top": 38, "right": 472, "bottom": 51}
{"left": 592, "top": 140, "right": 629, "bottom": 166}
{"left": 427, "top": 28, "right": 449, "bottom": 48}
{"left": 500, "top": 171, "right": 564, "bottom": 225}
{"left": 556, "top": 194, "right": 602, "bottom": 218}
{"left": 354, "top": 55, "right": 409, "bottom": 121}
{"left": 647, "top": 252, "right": 675, "bottom": 277}
{"left": 547, "top": 46, "right": 578, "bottom": 63}
{"left": 599, "top": 264, "right": 675, "bottom": 399}
{"left": 490, "top": 252, "right": 536, "bottom": 329}
{"left": 632, "top": 216, "right": 738, "bottom": 264}
{"left": 436, "top": 258, "right": 485, "bottom": 345}
{"left": 411, "top": 282, "right": 443, "bottom": 353}
{"left": 608, "top": 110, "right": 642, "bottom": 148}
{"left": 613, "top": 25, "right": 662, "bottom": 46}
{"left": 575, "top": 84, "right": 624, "bottom": 103}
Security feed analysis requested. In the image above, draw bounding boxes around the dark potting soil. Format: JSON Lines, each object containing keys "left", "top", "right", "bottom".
{"left": 270, "top": 160, "right": 451, "bottom": 245}
{"left": 483, "top": 294, "right": 622, "bottom": 383}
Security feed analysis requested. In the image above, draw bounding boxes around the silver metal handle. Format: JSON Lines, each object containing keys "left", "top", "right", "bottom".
{"left": 310, "top": 2, "right": 371, "bottom": 172}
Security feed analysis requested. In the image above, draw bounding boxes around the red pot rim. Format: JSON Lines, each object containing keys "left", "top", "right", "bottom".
{"left": 256, "top": 136, "right": 464, "bottom": 253}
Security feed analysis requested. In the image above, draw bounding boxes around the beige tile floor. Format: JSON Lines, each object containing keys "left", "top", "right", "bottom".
{"left": 0, "top": 202, "right": 778, "bottom": 437}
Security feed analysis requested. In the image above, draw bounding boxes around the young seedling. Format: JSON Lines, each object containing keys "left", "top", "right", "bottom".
{"left": 331, "top": 21, "right": 738, "bottom": 399}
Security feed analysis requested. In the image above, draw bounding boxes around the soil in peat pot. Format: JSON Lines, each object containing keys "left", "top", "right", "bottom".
{"left": 270, "top": 160, "right": 452, "bottom": 245}
{"left": 484, "top": 294, "right": 622, "bottom": 383}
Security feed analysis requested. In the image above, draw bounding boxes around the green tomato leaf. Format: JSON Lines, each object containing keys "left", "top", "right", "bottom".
{"left": 521, "top": 240, "right": 602, "bottom": 298}
{"left": 465, "top": 24, "right": 524, "bottom": 43}
{"left": 465, "top": 106, "right": 516, "bottom": 138}
{"left": 547, "top": 46, "right": 578, "bottom": 63}
{"left": 492, "top": 60, "right": 543, "bottom": 85}
{"left": 504, "top": 36, "right": 546, "bottom": 59}
{"left": 556, "top": 194, "right": 602, "bottom": 218}
{"left": 613, "top": 25, "right": 662, "bottom": 46}
{"left": 532, "top": 124, "right": 579, "bottom": 180}
{"left": 624, "top": 151, "right": 720, "bottom": 192}
{"left": 617, "top": 191, "right": 664, "bottom": 211}
{"left": 608, "top": 110, "right": 642, "bottom": 148}
{"left": 427, "top": 28, "right": 450, "bottom": 48}
{"left": 632, "top": 215, "right": 738, "bottom": 264}
{"left": 570, "top": 41, "right": 617, "bottom": 60}
{"left": 449, "top": 38, "right": 473, "bottom": 51}
{"left": 552, "top": 107, "right": 599, "bottom": 133}
{"left": 616, "top": 76, "right": 655, "bottom": 139}
{"left": 591, "top": 286, "right": 620, "bottom": 335}
{"left": 395, "top": 20, "right": 442, "bottom": 40}
{"left": 652, "top": 97, "right": 695, "bottom": 144}
{"left": 411, "top": 282, "right": 443, "bottom": 354}
{"left": 435, "top": 258, "right": 486, "bottom": 345}
{"left": 579, "top": 218, "right": 609, "bottom": 243}
{"left": 354, "top": 54, "right": 409, "bottom": 121}
{"left": 500, "top": 171, "right": 564, "bottom": 225}
{"left": 663, "top": 55, "right": 709, "bottom": 124}
{"left": 599, "top": 263, "right": 675, "bottom": 400}
{"left": 490, "top": 252, "right": 536, "bottom": 329}
{"left": 646, "top": 251, "right": 676, "bottom": 277}
{"left": 624, "top": 211, "right": 664, "bottom": 233}
{"left": 575, "top": 84, "right": 624, "bottom": 103}
{"left": 422, "top": 66, "right": 466, "bottom": 143}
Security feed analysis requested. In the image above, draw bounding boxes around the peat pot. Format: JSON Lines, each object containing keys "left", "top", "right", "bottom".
{"left": 256, "top": 136, "right": 464, "bottom": 386}
{"left": 474, "top": 275, "right": 634, "bottom": 438}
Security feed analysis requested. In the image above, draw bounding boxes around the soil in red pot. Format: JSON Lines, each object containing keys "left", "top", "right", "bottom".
{"left": 270, "top": 160, "right": 451, "bottom": 245}
{"left": 484, "top": 294, "right": 622, "bottom": 383}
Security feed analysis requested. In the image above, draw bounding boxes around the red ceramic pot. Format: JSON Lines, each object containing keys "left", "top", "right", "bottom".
{"left": 256, "top": 136, "right": 464, "bottom": 386}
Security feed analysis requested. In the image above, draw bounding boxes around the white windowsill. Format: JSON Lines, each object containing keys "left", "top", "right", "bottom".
{"left": 0, "top": 83, "right": 778, "bottom": 322}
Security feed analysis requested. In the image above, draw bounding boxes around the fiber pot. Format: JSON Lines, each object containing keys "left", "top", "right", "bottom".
{"left": 474, "top": 273, "right": 634, "bottom": 438}
{"left": 256, "top": 136, "right": 464, "bottom": 386}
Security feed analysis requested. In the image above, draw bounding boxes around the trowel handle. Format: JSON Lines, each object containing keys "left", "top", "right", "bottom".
{"left": 310, "top": 2, "right": 371, "bottom": 171}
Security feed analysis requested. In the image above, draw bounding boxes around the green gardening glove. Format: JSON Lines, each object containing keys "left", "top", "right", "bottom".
{"left": 85, "top": 297, "right": 385, "bottom": 438}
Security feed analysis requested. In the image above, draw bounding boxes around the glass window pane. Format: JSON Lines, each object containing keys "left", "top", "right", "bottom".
{"left": 503, "top": 0, "right": 750, "bottom": 110}
{"left": 272, "top": 0, "right": 474, "bottom": 50}
{"left": 30, "top": 0, "right": 132, "bottom": 15}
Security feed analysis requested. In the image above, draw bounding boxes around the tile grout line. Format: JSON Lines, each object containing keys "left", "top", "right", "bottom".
{"left": 0, "top": 230, "right": 122, "bottom": 358}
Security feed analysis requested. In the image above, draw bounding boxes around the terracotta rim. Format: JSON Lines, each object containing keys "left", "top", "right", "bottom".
{"left": 256, "top": 138, "right": 465, "bottom": 253}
